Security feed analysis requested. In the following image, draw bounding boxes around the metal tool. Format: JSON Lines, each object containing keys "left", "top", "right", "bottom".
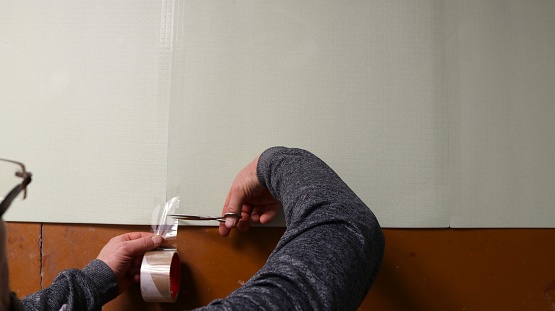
{"left": 167, "top": 212, "right": 242, "bottom": 223}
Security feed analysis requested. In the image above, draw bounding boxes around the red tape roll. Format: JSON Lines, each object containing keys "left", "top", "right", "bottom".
{"left": 140, "top": 249, "right": 180, "bottom": 302}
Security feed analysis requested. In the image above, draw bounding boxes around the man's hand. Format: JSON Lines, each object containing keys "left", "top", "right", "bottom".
{"left": 219, "top": 155, "right": 282, "bottom": 237}
{"left": 96, "top": 232, "right": 164, "bottom": 293}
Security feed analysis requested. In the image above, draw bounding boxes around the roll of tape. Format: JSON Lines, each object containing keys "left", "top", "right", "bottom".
{"left": 140, "top": 249, "right": 180, "bottom": 302}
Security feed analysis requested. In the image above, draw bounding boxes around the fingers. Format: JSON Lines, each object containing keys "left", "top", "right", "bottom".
{"left": 251, "top": 202, "right": 280, "bottom": 224}
{"left": 128, "top": 255, "right": 144, "bottom": 283}
{"left": 218, "top": 223, "right": 231, "bottom": 236}
{"left": 120, "top": 233, "right": 165, "bottom": 257}
{"left": 219, "top": 155, "right": 262, "bottom": 237}
{"left": 131, "top": 255, "right": 143, "bottom": 271}
{"left": 120, "top": 235, "right": 159, "bottom": 284}
{"left": 236, "top": 205, "right": 253, "bottom": 231}
{"left": 259, "top": 208, "right": 278, "bottom": 224}
{"left": 219, "top": 182, "right": 249, "bottom": 236}
{"left": 225, "top": 188, "right": 244, "bottom": 229}
{"left": 122, "top": 232, "right": 155, "bottom": 240}
{"left": 219, "top": 191, "right": 234, "bottom": 236}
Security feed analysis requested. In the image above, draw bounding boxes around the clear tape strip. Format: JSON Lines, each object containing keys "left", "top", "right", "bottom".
{"left": 141, "top": 195, "right": 180, "bottom": 302}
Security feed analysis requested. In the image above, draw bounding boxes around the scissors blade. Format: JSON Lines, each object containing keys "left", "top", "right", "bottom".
{"left": 167, "top": 212, "right": 242, "bottom": 222}
{"left": 167, "top": 214, "right": 221, "bottom": 221}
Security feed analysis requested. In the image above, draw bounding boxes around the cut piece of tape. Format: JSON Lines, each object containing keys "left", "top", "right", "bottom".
{"left": 140, "top": 249, "right": 180, "bottom": 302}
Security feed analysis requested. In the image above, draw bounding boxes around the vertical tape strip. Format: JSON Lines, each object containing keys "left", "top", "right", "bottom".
{"left": 157, "top": 0, "right": 174, "bottom": 200}
{"left": 139, "top": 1, "right": 180, "bottom": 301}
{"left": 141, "top": 195, "right": 181, "bottom": 302}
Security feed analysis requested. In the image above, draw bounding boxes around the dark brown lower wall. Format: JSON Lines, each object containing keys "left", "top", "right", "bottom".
{"left": 6, "top": 223, "right": 555, "bottom": 310}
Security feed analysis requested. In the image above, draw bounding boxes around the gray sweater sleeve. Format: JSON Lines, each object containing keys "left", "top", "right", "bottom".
{"left": 197, "top": 147, "right": 385, "bottom": 311}
{"left": 20, "top": 259, "right": 119, "bottom": 311}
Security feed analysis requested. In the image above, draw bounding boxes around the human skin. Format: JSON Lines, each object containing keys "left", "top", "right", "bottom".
{"left": 218, "top": 155, "right": 282, "bottom": 237}
{"left": 96, "top": 232, "right": 165, "bottom": 294}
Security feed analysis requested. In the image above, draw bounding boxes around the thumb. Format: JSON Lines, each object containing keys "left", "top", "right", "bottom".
{"left": 125, "top": 235, "right": 165, "bottom": 256}
{"left": 225, "top": 191, "right": 243, "bottom": 229}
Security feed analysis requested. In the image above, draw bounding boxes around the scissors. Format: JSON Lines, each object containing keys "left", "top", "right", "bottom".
{"left": 167, "top": 212, "right": 243, "bottom": 223}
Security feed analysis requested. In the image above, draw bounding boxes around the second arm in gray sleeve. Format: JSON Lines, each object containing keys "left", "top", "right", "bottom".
{"left": 200, "top": 147, "right": 385, "bottom": 311}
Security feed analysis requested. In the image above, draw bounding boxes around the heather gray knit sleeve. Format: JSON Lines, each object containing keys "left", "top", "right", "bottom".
{"left": 21, "top": 259, "right": 119, "bottom": 311}
{"left": 198, "top": 147, "right": 385, "bottom": 311}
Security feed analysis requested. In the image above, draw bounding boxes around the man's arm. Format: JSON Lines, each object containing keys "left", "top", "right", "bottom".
{"left": 206, "top": 147, "right": 385, "bottom": 310}
{"left": 21, "top": 260, "right": 118, "bottom": 311}
{"left": 21, "top": 232, "right": 164, "bottom": 311}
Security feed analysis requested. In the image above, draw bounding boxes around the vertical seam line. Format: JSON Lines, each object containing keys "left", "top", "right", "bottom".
{"left": 39, "top": 223, "right": 43, "bottom": 289}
